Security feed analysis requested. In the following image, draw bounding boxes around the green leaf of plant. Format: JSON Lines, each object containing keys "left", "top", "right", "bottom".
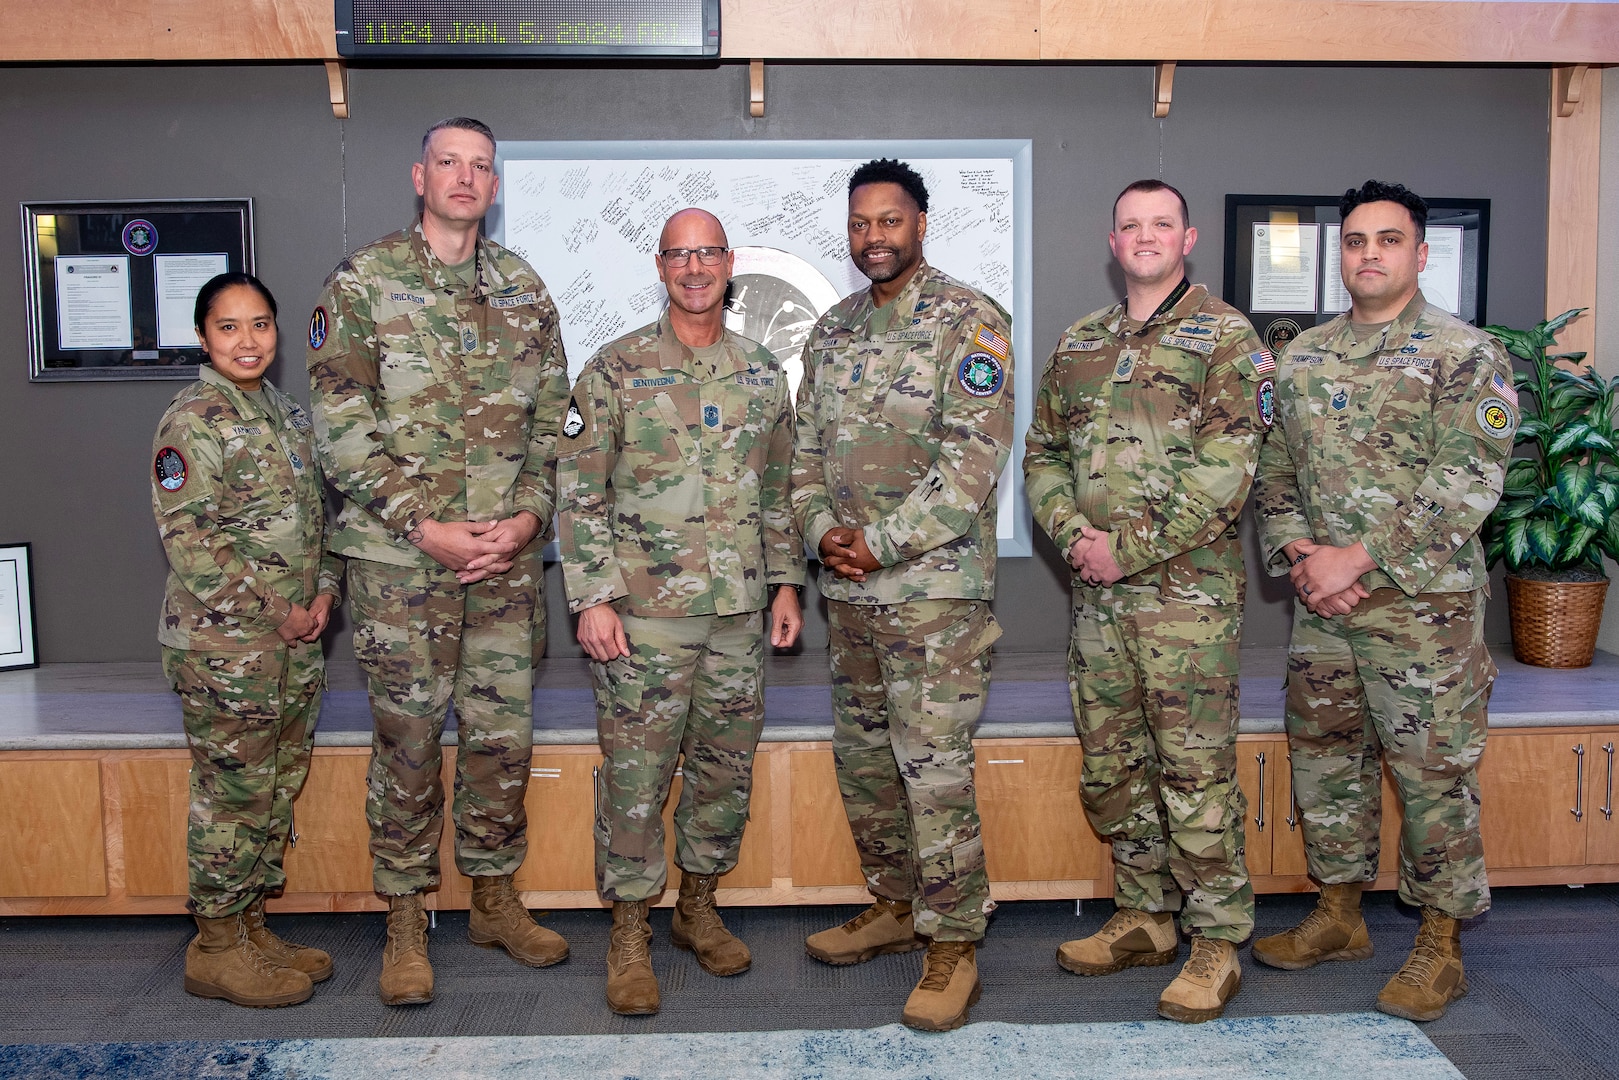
{"left": 1542, "top": 307, "right": 1586, "bottom": 340}
{"left": 1502, "top": 461, "right": 1541, "bottom": 497}
{"left": 1504, "top": 518, "right": 1531, "bottom": 567}
{"left": 1550, "top": 422, "right": 1593, "bottom": 458}
{"left": 1603, "top": 514, "right": 1619, "bottom": 560}
{"left": 1528, "top": 518, "right": 1561, "bottom": 564}
{"left": 1555, "top": 461, "right": 1596, "bottom": 508}
{"left": 1581, "top": 429, "right": 1616, "bottom": 454}
{"left": 1515, "top": 418, "right": 1548, "bottom": 443}
{"left": 1563, "top": 523, "right": 1599, "bottom": 562}
{"left": 1490, "top": 495, "right": 1536, "bottom": 521}
{"left": 1484, "top": 325, "right": 1536, "bottom": 361}
{"left": 1574, "top": 494, "right": 1609, "bottom": 529}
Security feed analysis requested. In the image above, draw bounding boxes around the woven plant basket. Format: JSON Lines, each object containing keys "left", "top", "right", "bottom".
{"left": 1505, "top": 576, "right": 1610, "bottom": 668}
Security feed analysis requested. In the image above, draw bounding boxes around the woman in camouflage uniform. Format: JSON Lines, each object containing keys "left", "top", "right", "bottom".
{"left": 151, "top": 274, "right": 342, "bottom": 1007}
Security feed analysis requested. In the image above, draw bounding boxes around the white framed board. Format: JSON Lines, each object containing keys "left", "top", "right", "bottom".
{"left": 492, "top": 139, "right": 1035, "bottom": 557}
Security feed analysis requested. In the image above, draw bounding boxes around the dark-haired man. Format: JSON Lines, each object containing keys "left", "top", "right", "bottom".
{"left": 1024, "top": 179, "right": 1269, "bottom": 1023}
{"left": 792, "top": 158, "right": 1013, "bottom": 1031}
{"left": 309, "top": 117, "right": 572, "bottom": 1005}
{"left": 1252, "top": 180, "right": 1516, "bottom": 1022}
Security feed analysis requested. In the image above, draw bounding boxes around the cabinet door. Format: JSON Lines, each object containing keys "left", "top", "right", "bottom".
{"left": 788, "top": 749, "right": 863, "bottom": 886}
{"left": 1580, "top": 731, "right": 1619, "bottom": 867}
{"left": 280, "top": 751, "right": 374, "bottom": 894}
{"left": 1235, "top": 740, "right": 1281, "bottom": 876}
{"left": 975, "top": 744, "right": 1109, "bottom": 884}
{"left": 511, "top": 751, "right": 604, "bottom": 894}
{"left": 0, "top": 759, "right": 107, "bottom": 898}
{"left": 1477, "top": 731, "right": 1589, "bottom": 868}
{"left": 117, "top": 756, "right": 189, "bottom": 898}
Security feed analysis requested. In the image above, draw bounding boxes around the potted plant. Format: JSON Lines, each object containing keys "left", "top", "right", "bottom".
{"left": 1483, "top": 307, "right": 1616, "bottom": 667}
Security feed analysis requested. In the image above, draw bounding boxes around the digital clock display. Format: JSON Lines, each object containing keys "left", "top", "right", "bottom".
{"left": 336, "top": 0, "right": 719, "bottom": 57}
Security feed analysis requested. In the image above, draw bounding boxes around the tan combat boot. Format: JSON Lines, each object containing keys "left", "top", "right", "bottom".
{"left": 184, "top": 912, "right": 313, "bottom": 1008}
{"left": 469, "top": 875, "right": 570, "bottom": 967}
{"left": 1157, "top": 936, "right": 1241, "bottom": 1024}
{"left": 1251, "top": 883, "right": 1373, "bottom": 970}
{"left": 379, "top": 892, "right": 434, "bottom": 1006}
{"left": 606, "top": 900, "right": 660, "bottom": 1015}
{"left": 244, "top": 897, "right": 334, "bottom": 983}
{"left": 805, "top": 896, "right": 926, "bottom": 965}
{"left": 670, "top": 872, "right": 750, "bottom": 976}
{"left": 901, "top": 940, "right": 981, "bottom": 1032}
{"left": 1057, "top": 907, "right": 1179, "bottom": 976}
{"left": 1376, "top": 907, "right": 1468, "bottom": 1022}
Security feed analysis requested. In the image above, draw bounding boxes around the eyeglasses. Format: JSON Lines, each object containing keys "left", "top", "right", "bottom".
{"left": 657, "top": 246, "right": 728, "bottom": 267}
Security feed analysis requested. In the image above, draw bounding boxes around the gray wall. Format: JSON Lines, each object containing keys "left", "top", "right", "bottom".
{"left": 0, "top": 62, "right": 1551, "bottom": 662}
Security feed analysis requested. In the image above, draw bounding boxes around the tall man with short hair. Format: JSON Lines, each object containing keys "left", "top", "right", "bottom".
{"left": 558, "top": 207, "right": 804, "bottom": 1016}
{"left": 309, "top": 117, "right": 572, "bottom": 1005}
{"left": 1252, "top": 180, "right": 1516, "bottom": 1022}
{"left": 793, "top": 158, "right": 1013, "bottom": 1032}
{"left": 1024, "top": 179, "right": 1270, "bottom": 1023}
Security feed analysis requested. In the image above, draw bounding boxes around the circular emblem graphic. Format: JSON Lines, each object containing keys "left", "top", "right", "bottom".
{"left": 1476, "top": 396, "right": 1515, "bottom": 439}
{"left": 308, "top": 307, "right": 328, "bottom": 351}
{"left": 957, "top": 352, "right": 1004, "bottom": 397}
{"left": 155, "top": 446, "right": 188, "bottom": 491}
{"left": 724, "top": 246, "right": 840, "bottom": 402}
{"left": 1257, "top": 378, "right": 1276, "bottom": 428}
{"left": 1265, "top": 317, "right": 1301, "bottom": 357}
{"left": 562, "top": 400, "right": 585, "bottom": 438}
{"left": 122, "top": 219, "right": 158, "bottom": 256}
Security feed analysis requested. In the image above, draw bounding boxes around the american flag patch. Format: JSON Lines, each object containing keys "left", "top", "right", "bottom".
{"left": 974, "top": 324, "right": 1010, "bottom": 362}
{"left": 1249, "top": 349, "right": 1276, "bottom": 375}
{"left": 1492, "top": 370, "right": 1519, "bottom": 406}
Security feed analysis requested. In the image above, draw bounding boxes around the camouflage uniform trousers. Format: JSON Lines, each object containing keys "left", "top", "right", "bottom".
{"left": 348, "top": 551, "right": 542, "bottom": 896}
{"left": 827, "top": 598, "right": 998, "bottom": 942}
{"left": 163, "top": 641, "right": 323, "bottom": 918}
{"left": 1069, "top": 586, "right": 1254, "bottom": 942}
{"left": 591, "top": 608, "right": 767, "bottom": 902}
{"left": 1285, "top": 588, "right": 1492, "bottom": 919}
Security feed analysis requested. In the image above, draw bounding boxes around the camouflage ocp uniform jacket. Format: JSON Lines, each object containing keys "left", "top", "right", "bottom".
{"left": 1024, "top": 284, "right": 1271, "bottom": 606}
{"left": 151, "top": 364, "right": 342, "bottom": 651}
{"left": 1254, "top": 290, "right": 1517, "bottom": 595}
{"left": 557, "top": 313, "right": 805, "bottom": 618}
{"left": 790, "top": 260, "right": 1014, "bottom": 604}
{"left": 307, "top": 219, "right": 570, "bottom": 566}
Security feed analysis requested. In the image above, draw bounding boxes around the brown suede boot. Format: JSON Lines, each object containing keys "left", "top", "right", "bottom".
{"left": 1252, "top": 883, "right": 1373, "bottom": 970}
{"left": 379, "top": 893, "right": 434, "bottom": 1006}
{"left": 244, "top": 897, "right": 333, "bottom": 983}
{"left": 670, "top": 872, "right": 750, "bottom": 976}
{"left": 606, "top": 900, "right": 660, "bottom": 1016}
{"left": 1057, "top": 907, "right": 1179, "bottom": 976}
{"left": 805, "top": 896, "right": 927, "bottom": 966}
{"left": 184, "top": 912, "right": 313, "bottom": 1008}
{"left": 1158, "top": 936, "right": 1241, "bottom": 1024}
{"left": 469, "top": 875, "right": 569, "bottom": 967}
{"left": 901, "top": 940, "right": 982, "bottom": 1032}
{"left": 1376, "top": 907, "right": 1468, "bottom": 1022}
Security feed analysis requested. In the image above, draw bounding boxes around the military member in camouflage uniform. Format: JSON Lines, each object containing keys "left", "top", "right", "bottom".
{"left": 308, "top": 118, "right": 572, "bottom": 1006}
{"left": 792, "top": 159, "right": 1012, "bottom": 1033}
{"left": 1252, "top": 181, "right": 1516, "bottom": 1023}
{"left": 557, "top": 208, "right": 805, "bottom": 1015}
{"left": 154, "top": 274, "right": 341, "bottom": 1008}
{"left": 1025, "top": 180, "right": 1268, "bottom": 1023}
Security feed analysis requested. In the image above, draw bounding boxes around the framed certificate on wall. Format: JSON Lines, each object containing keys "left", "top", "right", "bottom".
{"left": 0, "top": 543, "right": 38, "bottom": 671}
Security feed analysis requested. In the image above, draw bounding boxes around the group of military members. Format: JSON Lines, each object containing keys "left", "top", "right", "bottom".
{"left": 153, "top": 115, "right": 1516, "bottom": 1033}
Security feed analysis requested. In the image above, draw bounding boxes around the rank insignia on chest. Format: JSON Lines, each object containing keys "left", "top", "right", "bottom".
{"left": 562, "top": 397, "right": 585, "bottom": 439}
{"left": 848, "top": 361, "right": 864, "bottom": 386}
{"left": 1112, "top": 351, "right": 1137, "bottom": 382}
{"left": 1329, "top": 387, "right": 1350, "bottom": 412}
{"left": 703, "top": 403, "right": 721, "bottom": 428}
{"left": 461, "top": 327, "right": 478, "bottom": 353}
{"left": 957, "top": 352, "right": 1005, "bottom": 397}
{"left": 287, "top": 450, "right": 305, "bottom": 472}
{"left": 155, "top": 446, "right": 188, "bottom": 491}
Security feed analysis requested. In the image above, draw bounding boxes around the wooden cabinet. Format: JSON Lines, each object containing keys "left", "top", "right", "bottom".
{"left": 0, "top": 756, "right": 107, "bottom": 898}
{"left": 1259, "top": 738, "right": 1402, "bottom": 883}
{"left": 1479, "top": 727, "right": 1619, "bottom": 873}
{"left": 1585, "top": 736, "right": 1619, "bottom": 866}
{"left": 975, "top": 743, "right": 1109, "bottom": 887}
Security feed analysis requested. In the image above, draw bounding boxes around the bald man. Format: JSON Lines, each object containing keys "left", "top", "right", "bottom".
{"left": 557, "top": 209, "right": 806, "bottom": 1015}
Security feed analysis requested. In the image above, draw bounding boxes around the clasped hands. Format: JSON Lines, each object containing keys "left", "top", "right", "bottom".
{"left": 411, "top": 511, "right": 542, "bottom": 584}
{"left": 1067, "top": 526, "right": 1124, "bottom": 587}
{"left": 819, "top": 527, "right": 882, "bottom": 582}
{"left": 1283, "top": 538, "right": 1375, "bottom": 618}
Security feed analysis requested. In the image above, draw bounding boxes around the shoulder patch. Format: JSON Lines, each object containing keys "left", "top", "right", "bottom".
{"left": 1248, "top": 349, "right": 1276, "bottom": 375}
{"left": 155, "top": 446, "right": 188, "bottom": 491}
{"left": 974, "top": 323, "right": 1010, "bottom": 362}
{"left": 308, "top": 306, "right": 329, "bottom": 351}
{"left": 957, "top": 352, "right": 1005, "bottom": 397}
{"left": 1256, "top": 378, "right": 1276, "bottom": 428}
{"left": 1475, "top": 397, "right": 1516, "bottom": 441}
{"left": 562, "top": 396, "right": 586, "bottom": 439}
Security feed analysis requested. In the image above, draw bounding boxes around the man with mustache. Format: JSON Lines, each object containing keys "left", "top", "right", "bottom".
{"left": 1252, "top": 180, "right": 1516, "bottom": 1022}
{"left": 792, "top": 158, "right": 1013, "bottom": 1032}
{"left": 558, "top": 208, "right": 805, "bottom": 1015}
{"left": 1024, "top": 179, "right": 1270, "bottom": 1023}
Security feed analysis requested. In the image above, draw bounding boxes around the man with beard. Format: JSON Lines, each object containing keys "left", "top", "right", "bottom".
{"left": 792, "top": 158, "right": 1013, "bottom": 1032}
{"left": 558, "top": 207, "right": 805, "bottom": 1015}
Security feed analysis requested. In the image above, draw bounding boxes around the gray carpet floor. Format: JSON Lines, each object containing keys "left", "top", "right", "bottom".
{"left": 2, "top": 886, "right": 1615, "bottom": 1079}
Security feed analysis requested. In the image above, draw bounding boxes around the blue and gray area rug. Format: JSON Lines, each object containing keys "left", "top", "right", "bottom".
{"left": 0, "top": 1012, "right": 1460, "bottom": 1079}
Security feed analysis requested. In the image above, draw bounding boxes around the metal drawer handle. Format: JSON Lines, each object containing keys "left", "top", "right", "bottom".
{"left": 1254, "top": 751, "right": 1266, "bottom": 832}
{"left": 1602, "top": 742, "right": 1614, "bottom": 822}
{"left": 1285, "top": 752, "right": 1298, "bottom": 831}
{"left": 1572, "top": 744, "right": 1585, "bottom": 822}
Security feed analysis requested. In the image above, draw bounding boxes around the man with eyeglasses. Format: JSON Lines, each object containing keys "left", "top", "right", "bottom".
{"left": 792, "top": 158, "right": 1013, "bottom": 1032}
{"left": 558, "top": 207, "right": 805, "bottom": 1015}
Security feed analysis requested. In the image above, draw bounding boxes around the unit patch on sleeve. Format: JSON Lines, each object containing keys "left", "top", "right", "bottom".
{"left": 957, "top": 352, "right": 1005, "bottom": 397}
{"left": 562, "top": 397, "right": 585, "bottom": 439}
{"left": 308, "top": 306, "right": 329, "bottom": 351}
{"left": 1475, "top": 397, "right": 1516, "bottom": 441}
{"left": 155, "top": 446, "right": 188, "bottom": 491}
{"left": 1256, "top": 378, "right": 1276, "bottom": 428}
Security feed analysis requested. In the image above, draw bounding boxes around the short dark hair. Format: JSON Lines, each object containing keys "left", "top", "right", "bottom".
{"left": 1339, "top": 180, "right": 1427, "bottom": 241}
{"left": 848, "top": 158, "right": 929, "bottom": 214}
{"left": 422, "top": 116, "right": 496, "bottom": 158}
{"left": 1113, "top": 179, "right": 1189, "bottom": 227}
{"left": 194, "top": 272, "right": 278, "bottom": 330}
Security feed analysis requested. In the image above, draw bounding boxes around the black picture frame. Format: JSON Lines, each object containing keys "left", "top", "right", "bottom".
{"left": 0, "top": 542, "right": 39, "bottom": 672}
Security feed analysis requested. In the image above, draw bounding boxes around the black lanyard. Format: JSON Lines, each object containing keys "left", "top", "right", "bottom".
{"left": 1129, "top": 277, "right": 1190, "bottom": 338}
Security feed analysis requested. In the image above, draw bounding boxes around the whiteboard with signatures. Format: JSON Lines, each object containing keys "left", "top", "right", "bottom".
{"left": 492, "top": 139, "right": 1034, "bottom": 555}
